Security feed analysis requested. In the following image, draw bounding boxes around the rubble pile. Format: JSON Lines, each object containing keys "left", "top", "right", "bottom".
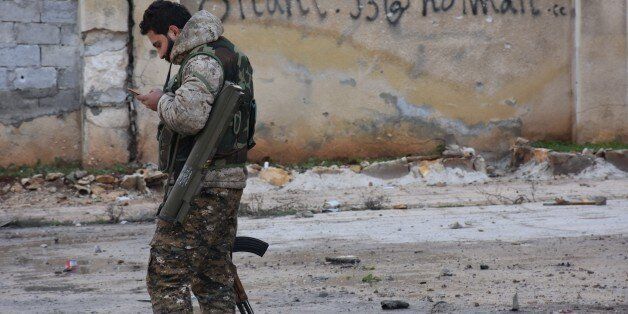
{"left": 0, "top": 164, "right": 167, "bottom": 199}
{"left": 510, "top": 137, "right": 628, "bottom": 177}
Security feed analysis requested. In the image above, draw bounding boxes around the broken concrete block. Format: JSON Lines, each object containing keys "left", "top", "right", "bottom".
{"left": 362, "top": 158, "right": 410, "bottom": 179}
{"left": 442, "top": 158, "right": 474, "bottom": 172}
{"left": 549, "top": 152, "right": 595, "bottom": 175}
{"left": 77, "top": 175, "right": 95, "bottom": 185}
{"left": 532, "top": 148, "right": 551, "bottom": 164}
{"left": 442, "top": 144, "right": 463, "bottom": 158}
{"left": 349, "top": 165, "right": 362, "bottom": 173}
{"left": 604, "top": 150, "right": 628, "bottom": 172}
{"left": 259, "top": 167, "right": 293, "bottom": 187}
{"left": 418, "top": 160, "right": 445, "bottom": 177}
{"left": 45, "top": 172, "right": 65, "bottom": 181}
{"left": 510, "top": 138, "right": 534, "bottom": 168}
{"left": 246, "top": 164, "right": 261, "bottom": 177}
{"left": 472, "top": 156, "right": 487, "bottom": 173}
{"left": 311, "top": 166, "right": 343, "bottom": 175}
{"left": 94, "top": 174, "right": 117, "bottom": 184}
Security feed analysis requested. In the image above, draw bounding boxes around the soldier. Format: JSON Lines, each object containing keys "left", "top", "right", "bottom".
{"left": 136, "top": 1, "right": 255, "bottom": 313}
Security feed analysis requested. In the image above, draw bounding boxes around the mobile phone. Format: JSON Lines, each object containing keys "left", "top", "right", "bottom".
{"left": 127, "top": 88, "right": 141, "bottom": 96}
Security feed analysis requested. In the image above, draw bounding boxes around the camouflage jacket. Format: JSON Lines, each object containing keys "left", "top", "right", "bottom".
{"left": 157, "top": 11, "right": 246, "bottom": 189}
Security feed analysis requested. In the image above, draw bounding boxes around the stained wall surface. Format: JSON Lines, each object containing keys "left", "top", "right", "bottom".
{"left": 0, "top": 0, "right": 626, "bottom": 167}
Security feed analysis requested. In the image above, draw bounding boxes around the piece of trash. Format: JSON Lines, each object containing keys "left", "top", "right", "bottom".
{"left": 393, "top": 204, "right": 408, "bottom": 210}
{"left": 120, "top": 220, "right": 128, "bottom": 225}
{"left": 75, "top": 223, "right": 82, "bottom": 227}
{"left": 0, "top": 219, "right": 13, "bottom": 228}
{"left": 263, "top": 161, "right": 270, "bottom": 169}
{"left": 440, "top": 268, "right": 453, "bottom": 277}
{"left": 381, "top": 300, "right": 410, "bottom": 310}
{"left": 544, "top": 196, "right": 607, "bottom": 206}
{"left": 480, "top": 264, "right": 490, "bottom": 270}
{"left": 64, "top": 259, "right": 78, "bottom": 271}
{"left": 94, "top": 245, "right": 103, "bottom": 253}
{"left": 324, "top": 200, "right": 340, "bottom": 209}
{"left": 40, "top": 244, "right": 48, "bottom": 248}
{"left": 322, "top": 207, "right": 340, "bottom": 213}
{"left": 325, "top": 255, "right": 361, "bottom": 265}
{"left": 382, "top": 186, "right": 395, "bottom": 190}
{"left": 449, "top": 222, "right": 463, "bottom": 229}
{"left": 511, "top": 293, "right": 519, "bottom": 311}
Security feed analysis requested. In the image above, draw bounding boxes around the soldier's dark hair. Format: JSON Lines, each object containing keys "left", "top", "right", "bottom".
{"left": 140, "top": 1, "right": 192, "bottom": 36}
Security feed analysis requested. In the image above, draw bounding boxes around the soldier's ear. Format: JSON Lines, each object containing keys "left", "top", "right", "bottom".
{"left": 168, "top": 25, "right": 181, "bottom": 40}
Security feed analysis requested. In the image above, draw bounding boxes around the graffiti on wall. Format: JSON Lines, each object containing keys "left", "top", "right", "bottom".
{"left": 199, "top": 0, "right": 570, "bottom": 26}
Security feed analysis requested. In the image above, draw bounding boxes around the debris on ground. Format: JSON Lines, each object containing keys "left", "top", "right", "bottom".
{"left": 381, "top": 300, "right": 410, "bottom": 310}
{"left": 325, "top": 256, "right": 361, "bottom": 265}
{"left": 440, "top": 268, "right": 453, "bottom": 277}
{"left": 64, "top": 259, "right": 78, "bottom": 272}
{"left": 94, "top": 245, "right": 103, "bottom": 253}
{"left": 393, "top": 204, "right": 408, "bottom": 210}
{"left": 511, "top": 293, "right": 520, "bottom": 311}
{"left": 480, "top": 264, "right": 490, "bottom": 270}
{"left": 362, "top": 158, "right": 410, "bottom": 180}
{"left": 543, "top": 196, "right": 607, "bottom": 206}
{"left": 361, "top": 273, "right": 382, "bottom": 283}
{"left": 259, "top": 167, "right": 293, "bottom": 187}
{"left": 449, "top": 222, "right": 463, "bottom": 229}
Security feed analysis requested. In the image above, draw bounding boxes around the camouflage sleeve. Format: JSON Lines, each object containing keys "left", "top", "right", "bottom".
{"left": 157, "top": 55, "right": 224, "bottom": 135}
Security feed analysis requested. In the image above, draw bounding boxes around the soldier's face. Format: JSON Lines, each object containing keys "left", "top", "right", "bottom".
{"left": 147, "top": 26, "right": 180, "bottom": 62}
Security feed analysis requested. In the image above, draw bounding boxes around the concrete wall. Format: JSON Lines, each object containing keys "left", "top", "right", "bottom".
{"left": 0, "top": 0, "right": 626, "bottom": 167}
{"left": 0, "top": 0, "right": 81, "bottom": 166}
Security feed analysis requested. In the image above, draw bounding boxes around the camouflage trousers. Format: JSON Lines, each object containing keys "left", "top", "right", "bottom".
{"left": 147, "top": 187, "right": 243, "bottom": 314}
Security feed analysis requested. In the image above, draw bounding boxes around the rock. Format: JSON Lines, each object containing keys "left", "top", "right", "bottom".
{"left": 480, "top": 264, "right": 490, "bottom": 270}
{"left": 595, "top": 148, "right": 606, "bottom": 158}
{"left": 317, "top": 292, "right": 329, "bottom": 298}
{"left": 582, "top": 148, "right": 593, "bottom": 155}
{"left": 10, "top": 183, "right": 24, "bottom": 193}
{"left": 246, "top": 164, "right": 261, "bottom": 177}
{"left": 604, "top": 150, "right": 628, "bottom": 172}
{"left": 120, "top": 174, "right": 139, "bottom": 190}
{"left": 45, "top": 172, "right": 65, "bottom": 181}
{"left": 486, "top": 166, "right": 496, "bottom": 176}
{"left": 90, "top": 185, "right": 107, "bottom": 196}
{"left": 71, "top": 170, "right": 88, "bottom": 180}
{"left": 472, "top": 156, "right": 487, "bottom": 173}
{"left": 21, "top": 177, "right": 44, "bottom": 190}
{"left": 295, "top": 211, "right": 314, "bottom": 218}
{"left": 381, "top": 300, "right": 410, "bottom": 310}
{"left": 440, "top": 268, "right": 453, "bottom": 276}
{"left": 442, "top": 144, "right": 463, "bottom": 158}
{"left": 418, "top": 160, "right": 445, "bottom": 177}
{"left": 0, "top": 184, "right": 10, "bottom": 195}
{"left": 94, "top": 245, "right": 103, "bottom": 253}
{"left": 325, "top": 255, "right": 361, "bottom": 265}
{"left": 74, "top": 185, "right": 91, "bottom": 196}
{"left": 512, "top": 293, "right": 520, "bottom": 311}
{"left": 77, "top": 174, "right": 95, "bottom": 185}
{"left": 259, "top": 167, "right": 293, "bottom": 187}
{"left": 442, "top": 158, "right": 474, "bottom": 171}
{"left": 362, "top": 158, "right": 410, "bottom": 180}
{"left": 462, "top": 147, "right": 476, "bottom": 158}
{"left": 40, "top": 244, "right": 48, "bottom": 248}
{"left": 532, "top": 148, "right": 551, "bottom": 163}
{"left": 311, "top": 166, "right": 343, "bottom": 175}
{"left": 349, "top": 165, "right": 362, "bottom": 173}
{"left": 94, "top": 174, "right": 117, "bottom": 184}
{"left": 324, "top": 200, "right": 341, "bottom": 209}
{"left": 393, "top": 204, "right": 408, "bottom": 210}
{"left": 449, "top": 222, "right": 463, "bottom": 229}
{"left": 136, "top": 169, "right": 167, "bottom": 186}
{"left": 48, "top": 187, "right": 57, "bottom": 193}
{"left": 548, "top": 152, "right": 595, "bottom": 175}
{"left": 510, "top": 137, "right": 533, "bottom": 168}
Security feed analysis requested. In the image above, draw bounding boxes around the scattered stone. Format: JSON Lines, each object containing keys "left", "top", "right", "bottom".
{"left": 582, "top": 148, "right": 593, "bottom": 155}
{"left": 90, "top": 185, "right": 107, "bottom": 196}
{"left": 462, "top": 147, "right": 476, "bottom": 158}
{"left": 47, "top": 187, "right": 57, "bottom": 193}
{"left": 324, "top": 200, "right": 340, "bottom": 210}
{"left": 440, "top": 268, "right": 453, "bottom": 277}
{"left": 311, "top": 166, "right": 343, "bottom": 175}
{"left": 22, "top": 177, "right": 44, "bottom": 190}
{"left": 94, "top": 245, "right": 103, "bottom": 253}
{"left": 259, "top": 167, "right": 293, "bottom": 187}
{"left": 317, "top": 292, "right": 329, "bottom": 298}
{"left": 77, "top": 174, "right": 95, "bottom": 185}
{"left": 548, "top": 152, "right": 595, "bottom": 175}
{"left": 349, "top": 165, "right": 362, "bottom": 173}
{"left": 480, "top": 264, "right": 490, "bottom": 270}
{"left": 510, "top": 137, "right": 533, "bottom": 168}
{"left": 45, "top": 172, "right": 65, "bottom": 181}
{"left": 442, "top": 145, "right": 463, "bottom": 158}
{"left": 472, "top": 156, "right": 487, "bottom": 173}
{"left": 362, "top": 158, "right": 410, "bottom": 180}
{"left": 120, "top": 174, "right": 149, "bottom": 192}
{"left": 71, "top": 170, "right": 88, "bottom": 180}
{"left": 246, "top": 164, "right": 262, "bottom": 177}
{"left": 74, "top": 185, "right": 91, "bottom": 196}
{"left": 393, "top": 204, "right": 408, "bottom": 210}
{"left": 544, "top": 196, "right": 607, "bottom": 206}
{"left": 595, "top": 148, "right": 606, "bottom": 159}
{"left": 511, "top": 293, "right": 520, "bottom": 311}
{"left": 1, "top": 184, "right": 11, "bottom": 195}
{"left": 381, "top": 300, "right": 410, "bottom": 310}
{"left": 604, "top": 150, "right": 628, "bottom": 172}
{"left": 94, "top": 174, "right": 117, "bottom": 184}
{"left": 295, "top": 211, "right": 314, "bottom": 218}
{"left": 418, "top": 159, "right": 445, "bottom": 177}
{"left": 138, "top": 169, "right": 167, "bottom": 186}
{"left": 449, "top": 222, "right": 463, "bottom": 229}
{"left": 325, "top": 255, "right": 361, "bottom": 265}
{"left": 442, "top": 158, "right": 474, "bottom": 172}
{"left": 40, "top": 244, "right": 48, "bottom": 248}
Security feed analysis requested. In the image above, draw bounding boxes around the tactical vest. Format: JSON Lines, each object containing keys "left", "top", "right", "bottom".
{"left": 158, "top": 37, "right": 256, "bottom": 181}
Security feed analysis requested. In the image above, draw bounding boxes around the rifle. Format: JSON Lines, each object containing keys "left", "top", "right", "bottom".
{"left": 233, "top": 236, "right": 269, "bottom": 314}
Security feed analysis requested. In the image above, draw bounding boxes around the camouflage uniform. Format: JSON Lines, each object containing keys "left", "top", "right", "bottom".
{"left": 147, "top": 10, "right": 251, "bottom": 313}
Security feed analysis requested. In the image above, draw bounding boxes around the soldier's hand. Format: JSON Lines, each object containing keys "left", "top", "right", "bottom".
{"left": 137, "top": 89, "right": 164, "bottom": 112}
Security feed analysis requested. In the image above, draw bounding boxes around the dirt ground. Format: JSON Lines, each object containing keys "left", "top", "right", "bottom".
{"left": 1, "top": 188, "right": 627, "bottom": 313}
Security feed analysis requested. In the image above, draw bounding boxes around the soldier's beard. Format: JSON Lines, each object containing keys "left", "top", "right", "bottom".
{"left": 164, "top": 38, "right": 175, "bottom": 62}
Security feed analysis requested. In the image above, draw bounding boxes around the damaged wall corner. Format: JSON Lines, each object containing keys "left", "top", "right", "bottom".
{"left": 79, "top": 0, "right": 132, "bottom": 167}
